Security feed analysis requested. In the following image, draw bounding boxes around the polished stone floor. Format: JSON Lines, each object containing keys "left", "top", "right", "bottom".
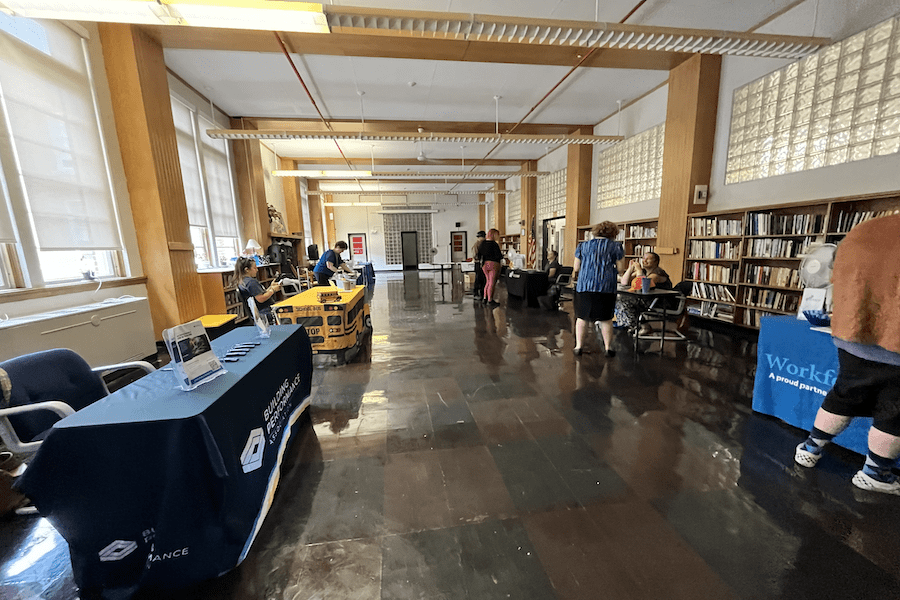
{"left": 3, "top": 271, "right": 900, "bottom": 600}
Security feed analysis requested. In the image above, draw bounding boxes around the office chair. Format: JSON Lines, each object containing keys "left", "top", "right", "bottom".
{"left": 0, "top": 349, "right": 155, "bottom": 456}
{"left": 634, "top": 280, "right": 691, "bottom": 347}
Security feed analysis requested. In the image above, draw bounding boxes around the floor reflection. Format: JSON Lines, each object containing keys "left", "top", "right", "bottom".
{"left": 3, "top": 270, "right": 900, "bottom": 599}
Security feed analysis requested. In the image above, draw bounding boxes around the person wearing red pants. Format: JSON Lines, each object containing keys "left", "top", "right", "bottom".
{"left": 477, "top": 228, "right": 503, "bottom": 307}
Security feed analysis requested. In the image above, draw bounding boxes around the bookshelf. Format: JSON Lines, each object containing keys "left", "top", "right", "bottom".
{"left": 577, "top": 219, "right": 657, "bottom": 272}
{"left": 499, "top": 233, "right": 520, "bottom": 253}
{"left": 683, "top": 191, "right": 899, "bottom": 329}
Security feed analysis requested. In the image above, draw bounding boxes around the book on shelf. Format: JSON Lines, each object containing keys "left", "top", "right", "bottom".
{"left": 743, "top": 265, "right": 801, "bottom": 288}
{"left": 690, "top": 217, "right": 742, "bottom": 237}
{"left": 687, "top": 300, "right": 734, "bottom": 322}
{"left": 745, "top": 212, "right": 824, "bottom": 236}
{"left": 834, "top": 208, "right": 900, "bottom": 233}
{"left": 741, "top": 288, "right": 800, "bottom": 312}
{"left": 691, "top": 282, "right": 735, "bottom": 303}
{"left": 743, "top": 308, "right": 780, "bottom": 327}
{"left": 633, "top": 244, "right": 655, "bottom": 256}
{"left": 689, "top": 239, "right": 741, "bottom": 259}
{"left": 628, "top": 225, "right": 657, "bottom": 238}
{"left": 689, "top": 261, "right": 736, "bottom": 284}
{"left": 745, "top": 236, "right": 815, "bottom": 258}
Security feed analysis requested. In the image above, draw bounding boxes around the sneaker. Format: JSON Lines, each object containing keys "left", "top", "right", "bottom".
{"left": 794, "top": 442, "right": 822, "bottom": 468}
{"left": 851, "top": 470, "right": 900, "bottom": 495}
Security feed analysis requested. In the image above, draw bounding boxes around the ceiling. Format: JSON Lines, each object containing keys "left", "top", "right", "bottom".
{"left": 152, "top": 0, "right": 820, "bottom": 194}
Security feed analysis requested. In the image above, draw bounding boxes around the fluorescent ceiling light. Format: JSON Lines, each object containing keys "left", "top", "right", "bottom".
{"left": 0, "top": 1, "right": 330, "bottom": 33}
{"left": 208, "top": 129, "right": 622, "bottom": 146}
{"left": 310, "top": 190, "right": 508, "bottom": 196}
{"left": 273, "top": 169, "right": 372, "bottom": 178}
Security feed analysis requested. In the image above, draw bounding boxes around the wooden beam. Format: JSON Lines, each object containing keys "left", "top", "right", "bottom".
{"left": 520, "top": 161, "right": 538, "bottom": 268}
{"left": 279, "top": 157, "right": 303, "bottom": 237}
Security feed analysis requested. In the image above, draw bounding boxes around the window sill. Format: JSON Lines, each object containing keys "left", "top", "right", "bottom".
{"left": 0, "top": 276, "right": 148, "bottom": 303}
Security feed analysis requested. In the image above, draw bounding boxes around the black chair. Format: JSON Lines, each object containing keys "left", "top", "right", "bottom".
{"left": 635, "top": 280, "right": 691, "bottom": 348}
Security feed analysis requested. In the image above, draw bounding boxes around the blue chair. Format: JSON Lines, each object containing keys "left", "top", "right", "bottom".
{"left": 0, "top": 349, "right": 155, "bottom": 455}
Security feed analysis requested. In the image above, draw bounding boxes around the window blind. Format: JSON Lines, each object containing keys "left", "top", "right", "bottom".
{"left": 0, "top": 20, "right": 119, "bottom": 250}
{"left": 171, "top": 99, "right": 206, "bottom": 228}
{"left": 0, "top": 169, "right": 16, "bottom": 243}
{"left": 199, "top": 117, "right": 238, "bottom": 238}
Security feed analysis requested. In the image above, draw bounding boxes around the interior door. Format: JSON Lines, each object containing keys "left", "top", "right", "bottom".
{"left": 450, "top": 231, "right": 467, "bottom": 262}
{"left": 401, "top": 231, "right": 418, "bottom": 270}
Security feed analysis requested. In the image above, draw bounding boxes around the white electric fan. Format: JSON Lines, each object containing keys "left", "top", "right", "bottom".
{"left": 798, "top": 243, "right": 837, "bottom": 318}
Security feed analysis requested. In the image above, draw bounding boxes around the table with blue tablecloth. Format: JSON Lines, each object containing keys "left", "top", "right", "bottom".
{"left": 16, "top": 325, "right": 313, "bottom": 597}
{"left": 505, "top": 269, "right": 549, "bottom": 307}
{"left": 753, "top": 315, "right": 869, "bottom": 456}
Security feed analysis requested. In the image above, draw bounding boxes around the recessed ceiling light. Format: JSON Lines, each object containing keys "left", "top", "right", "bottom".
{"left": 408, "top": 81, "right": 416, "bottom": 87}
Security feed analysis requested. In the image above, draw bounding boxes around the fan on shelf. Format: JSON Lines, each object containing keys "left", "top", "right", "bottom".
{"left": 798, "top": 243, "right": 837, "bottom": 322}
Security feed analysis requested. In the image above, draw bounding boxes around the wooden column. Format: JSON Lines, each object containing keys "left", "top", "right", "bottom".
{"left": 479, "top": 194, "right": 486, "bottom": 232}
{"left": 325, "top": 203, "right": 337, "bottom": 247}
{"left": 563, "top": 127, "right": 594, "bottom": 265}
{"left": 520, "top": 161, "right": 538, "bottom": 268}
{"left": 307, "top": 180, "right": 325, "bottom": 255}
{"left": 493, "top": 180, "right": 506, "bottom": 234}
{"left": 658, "top": 54, "right": 721, "bottom": 280}
{"left": 230, "top": 125, "right": 269, "bottom": 249}
{"left": 99, "top": 24, "right": 203, "bottom": 338}
{"left": 279, "top": 157, "right": 303, "bottom": 237}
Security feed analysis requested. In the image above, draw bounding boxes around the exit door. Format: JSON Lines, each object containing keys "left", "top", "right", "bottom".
{"left": 401, "top": 231, "right": 418, "bottom": 270}
{"left": 450, "top": 231, "right": 467, "bottom": 262}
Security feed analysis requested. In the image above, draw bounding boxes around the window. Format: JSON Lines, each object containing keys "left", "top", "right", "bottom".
{"left": 537, "top": 169, "right": 566, "bottom": 219}
{"left": 506, "top": 189, "right": 521, "bottom": 233}
{"left": 171, "top": 96, "right": 241, "bottom": 268}
{"left": 0, "top": 14, "right": 124, "bottom": 286}
{"left": 726, "top": 15, "right": 900, "bottom": 184}
{"left": 597, "top": 123, "right": 665, "bottom": 208}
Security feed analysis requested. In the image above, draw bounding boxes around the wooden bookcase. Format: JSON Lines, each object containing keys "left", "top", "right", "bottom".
{"left": 577, "top": 219, "right": 658, "bottom": 273}
{"left": 198, "top": 262, "right": 281, "bottom": 324}
{"left": 683, "top": 191, "right": 899, "bottom": 329}
{"left": 499, "top": 233, "right": 520, "bottom": 253}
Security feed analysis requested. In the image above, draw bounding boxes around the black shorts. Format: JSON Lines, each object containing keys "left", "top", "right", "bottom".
{"left": 575, "top": 291, "right": 616, "bottom": 322}
{"left": 821, "top": 348, "right": 900, "bottom": 436}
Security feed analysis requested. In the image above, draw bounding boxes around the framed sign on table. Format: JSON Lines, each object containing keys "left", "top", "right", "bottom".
{"left": 348, "top": 233, "right": 367, "bottom": 262}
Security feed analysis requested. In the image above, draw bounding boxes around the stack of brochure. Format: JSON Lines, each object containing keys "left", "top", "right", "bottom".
{"left": 162, "top": 320, "right": 226, "bottom": 391}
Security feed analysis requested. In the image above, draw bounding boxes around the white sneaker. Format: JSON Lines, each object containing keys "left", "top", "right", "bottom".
{"left": 794, "top": 442, "right": 821, "bottom": 468}
{"left": 851, "top": 471, "right": 900, "bottom": 495}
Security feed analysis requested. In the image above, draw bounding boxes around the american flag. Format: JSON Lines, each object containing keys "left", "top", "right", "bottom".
{"left": 527, "top": 215, "right": 537, "bottom": 268}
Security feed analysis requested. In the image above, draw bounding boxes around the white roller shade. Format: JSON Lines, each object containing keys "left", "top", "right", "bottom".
{"left": 199, "top": 117, "right": 238, "bottom": 238}
{"left": 0, "top": 20, "right": 119, "bottom": 250}
{"left": 171, "top": 99, "right": 206, "bottom": 228}
{"left": 0, "top": 170, "right": 16, "bottom": 243}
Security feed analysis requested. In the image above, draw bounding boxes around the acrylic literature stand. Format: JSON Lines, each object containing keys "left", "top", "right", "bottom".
{"left": 246, "top": 297, "right": 271, "bottom": 339}
{"left": 162, "top": 320, "right": 226, "bottom": 391}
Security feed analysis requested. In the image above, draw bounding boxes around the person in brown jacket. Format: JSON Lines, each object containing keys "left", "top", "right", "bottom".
{"left": 794, "top": 214, "right": 900, "bottom": 495}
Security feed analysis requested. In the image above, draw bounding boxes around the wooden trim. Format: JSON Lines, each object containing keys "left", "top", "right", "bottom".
{"left": 493, "top": 180, "right": 506, "bottom": 235}
{"left": 0, "top": 277, "right": 148, "bottom": 303}
{"left": 167, "top": 241, "right": 194, "bottom": 251}
{"left": 279, "top": 156, "right": 303, "bottom": 237}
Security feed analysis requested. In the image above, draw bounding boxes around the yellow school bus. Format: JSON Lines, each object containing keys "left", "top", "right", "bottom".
{"left": 273, "top": 285, "right": 371, "bottom": 363}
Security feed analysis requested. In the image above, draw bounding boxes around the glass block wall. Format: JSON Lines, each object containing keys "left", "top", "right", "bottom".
{"left": 726, "top": 15, "right": 900, "bottom": 184}
{"left": 506, "top": 189, "right": 521, "bottom": 233}
{"left": 597, "top": 123, "right": 665, "bottom": 208}
{"left": 382, "top": 210, "right": 433, "bottom": 265}
{"left": 537, "top": 169, "right": 566, "bottom": 221}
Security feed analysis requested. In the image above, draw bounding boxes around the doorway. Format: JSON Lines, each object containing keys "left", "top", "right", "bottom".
{"left": 450, "top": 231, "right": 467, "bottom": 262}
{"left": 401, "top": 231, "right": 418, "bottom": 270}
{"left": 542, "top": 216, "right": 566, "bottom": 269}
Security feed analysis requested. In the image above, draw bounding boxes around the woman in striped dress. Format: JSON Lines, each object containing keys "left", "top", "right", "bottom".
{"left": 572, "top": 221, "right": 624, "bottom": 357}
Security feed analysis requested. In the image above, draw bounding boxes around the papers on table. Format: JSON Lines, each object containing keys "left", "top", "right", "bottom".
{"left": 162, "top": 320, "right": 226, "bottom": 391}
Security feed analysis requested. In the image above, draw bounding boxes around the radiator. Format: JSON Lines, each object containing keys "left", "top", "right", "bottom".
{"left": 0, "top": 297, "right": 157, "bottom": 367}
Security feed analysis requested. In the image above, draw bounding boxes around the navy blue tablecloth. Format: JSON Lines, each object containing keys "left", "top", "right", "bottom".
{"left": 16, "top": 325, "right": 313, "bottom": 597}
{"left": 752, "top": 315, "right": 868, "bottom": 455}
{"left": 505, "top": 269, "right": 549, "bottom": 307}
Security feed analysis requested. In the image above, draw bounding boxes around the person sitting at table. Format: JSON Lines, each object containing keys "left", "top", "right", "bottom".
{"left": 545, "top": 250, "right": 561, "bottom": 283}
{"left": 234, "top": 256, "right": 281, "bottom": 323}
{"left": 572, "top": 221, "right": 623, "bottom": 357}
{"left": 793, "top": 212, "right": 900, "bottom": 496}
{"left": 615, "top": 251, "right": 673, "bottom": 334}
{"left": 313, "top": 241, "right": 354, "bottom": 286}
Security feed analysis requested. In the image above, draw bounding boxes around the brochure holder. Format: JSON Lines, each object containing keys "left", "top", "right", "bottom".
{"left": 162, "top": 320, "right": 226, "bottom": 391}
{"left": 247, "top": 297, "right": 271, "bottom": 338}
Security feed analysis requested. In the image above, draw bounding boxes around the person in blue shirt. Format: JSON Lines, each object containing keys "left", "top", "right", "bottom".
{"left": 313, "top": 241, "right": 354, "bottom": 285}
{"left": 572, "top": 221, "right": 624, "bottom": 357}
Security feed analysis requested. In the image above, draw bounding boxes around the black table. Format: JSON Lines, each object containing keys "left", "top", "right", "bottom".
{"left": 616, "top": 287, "right": 681, "bottom": 354}
{"left": 505, "top": 269, "right": 549, "bottom": 307}
{"left": 16, "top": 326, "right": 313, "bottom": 597}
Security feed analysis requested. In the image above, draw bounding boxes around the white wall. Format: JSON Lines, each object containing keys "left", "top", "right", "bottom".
{"left": 328, "top": 195, "right": 481, "bottom": 270}
{"left": 259, "top": 143, "right": 287, "bottom": 223}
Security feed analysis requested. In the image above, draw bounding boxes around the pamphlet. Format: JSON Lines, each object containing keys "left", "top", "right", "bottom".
{"left": 797, "top": 288, "right": 827, "bottom": 319}
{"left": 162, "top": 320, "right": 226, "bottom": 391}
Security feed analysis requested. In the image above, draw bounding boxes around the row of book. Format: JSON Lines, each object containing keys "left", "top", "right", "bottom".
{"left": 745, "top": 236, "right": 815, "bottom": 258}
{"left": 689, "top": 217, "right": 742, "bottom": 237}
{"left": 628, "top": 225, "right": 657, "bottom": 238}
{"left": 686, "top": 301, "right": 735, "bottom": 322}
{"left": 741, "top": 288, "right": 800, "bottom": 312}
{"left": 743, "top": 265, "right": 801, "bottom": 288}
{"left": 632, "top": 244, "right": 655, "bottom": 256}
{"left": 687, "top": 261, "right": 737, "bottom": 284}
{"left": 688, "top": 239, "right": 741, "bottom": 259}
{"left": 690, "top": 282, "right": 736, "bottom": 303}
{"left": 745, "top": 212, "right": 824, "bottom": 236}
{"left": 742, "top": 308, "right": 780, "bottom": 327}
{"left": 833, "top": 209, "right": 900, "bottom": 233}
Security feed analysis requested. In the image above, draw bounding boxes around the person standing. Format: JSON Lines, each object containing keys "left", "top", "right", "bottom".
{"left": 233, "top": 256, "right": 281, "bottom": 323}
{"left": 477, "top": 229, "right": 503, "bottom": 306}
{"left": 472, "top": 231, "right": 487, "bottom": 301}
{"left": 793, "top": 213, "right": 900, "bottom": 495}
{"left": 572, "top": 221, "right": 624, "bottom": 357}
{"left": 313, "top": 241, "right": 354, "bottom": 286}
